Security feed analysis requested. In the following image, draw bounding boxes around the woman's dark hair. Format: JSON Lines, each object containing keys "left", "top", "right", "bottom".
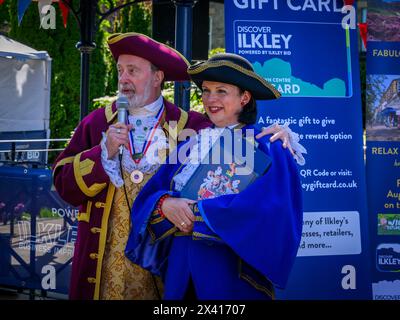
{"left": 238, "top": 88, "right": 257, "bottom": 125}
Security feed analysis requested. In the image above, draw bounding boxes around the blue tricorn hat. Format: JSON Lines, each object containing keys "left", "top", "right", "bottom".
{"left": 188, "top": 53, "right": 281, "bottom": 100}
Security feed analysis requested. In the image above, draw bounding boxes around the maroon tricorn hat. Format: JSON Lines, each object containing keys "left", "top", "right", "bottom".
{"left": 107, "top": 32, "right": 190, "bottom": 81}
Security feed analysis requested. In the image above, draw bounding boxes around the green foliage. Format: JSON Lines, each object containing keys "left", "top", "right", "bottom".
{"left": 187, "top": 48, "right": 228, "bottom": 113}
{"left": 366, "top": 74, "right": 388, "bottom": 125}
{"left": 6, "top": 2, "right": 111, "bottom": 163}
{"left": 208, "top": 47, "right": 225, "bottom": 58}
{"left": 0, "top": 1, "right": 10, "bottom": 33}
{"left": 104, "top": 2, "right": 152, "bottom": 96}
{"left": 39, "top": 207, "right": 57, "bottom": 219}
{"left": 2, "top": 1, "right": 152, "bottom": 164}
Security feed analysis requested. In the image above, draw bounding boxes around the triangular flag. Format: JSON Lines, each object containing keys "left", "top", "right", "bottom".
{"left": 18, "top": 0, "right": 32, "bottom": 25}
{"left": 58, "top": 0, "right": 70, "bottom": 28}
{"left": 358, "top": 23, "right": 367, "bottom": 49}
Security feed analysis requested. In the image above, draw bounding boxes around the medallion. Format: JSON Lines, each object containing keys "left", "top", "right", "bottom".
{"left": 130, "top": 169, "right": 144, "bottom": 184}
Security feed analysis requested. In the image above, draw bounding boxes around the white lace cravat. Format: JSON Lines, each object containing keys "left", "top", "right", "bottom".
{"left": 101, "top": 96, "right": 167, "bottom": 187}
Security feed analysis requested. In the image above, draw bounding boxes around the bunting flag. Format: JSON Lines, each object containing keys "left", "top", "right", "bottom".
{"left": 58, "top": 0, "right": 70, "bottom": 28}
{"left": 18, "top": 0, "right": 32, "bottom": 25}
{"left": 0, "top": 0, "right": 5, "bottom": 6}
{"left": 358, "top": 22, "right": 367, "bottom": 49}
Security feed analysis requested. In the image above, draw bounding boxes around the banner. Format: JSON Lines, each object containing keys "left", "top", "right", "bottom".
{"left": 225, "top": 0, "right": 372, "bottom": 299}
{"left": 366, "top": 0, "right": 400, "bottom": 301}
{"left": 0, "top": 166, "right": 77, "bottom": 296}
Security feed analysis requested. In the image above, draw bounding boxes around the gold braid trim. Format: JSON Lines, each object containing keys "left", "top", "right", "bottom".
{"left": 163, "top": 109, "right": 188, "bottom": 141}
{"left": 239, "top": 273, "right": 275, "bottom": 299}
{"left": 52, "top": 156, "right": 75, "bottom": 180}
{"left": 107, "top": 32, "right": 190, "bottom": 67}
{"left": 192, "top": 231, "right": 221, "bottom": 241}
{"left": 148, "top": 225, "right": 177, "bottom": 244}
{"left": 93, "top": 183, "right": 115, "bottom": 300}
{"left": 105, "top": 103, "right": 117, "bottom": 123}
{"left": 150, "top": 216, "right": 166, "bottom": 225}
{"left": 175, "top": 231, "right": 191, "bottom": 237}
{"left": 73, "top": 152, "right": 107, "bottom": 197}
{"left": 238, "top": 259, "right": 275, "bottom": 299}
{"left": 79, "top": 158, "right": 95, "bottom": 176}
{"left": 77, "top": 201, "right": 92, "bottom": 223}
{"left": 188, "top": 60, "right": 281, "bottom": 98}
{"left": 195, "top": 216, "right": 204, "bottom": 222}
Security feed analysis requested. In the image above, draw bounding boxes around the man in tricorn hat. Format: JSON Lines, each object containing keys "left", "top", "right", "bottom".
{"left": 52, "top": 33, "right": 301, "bottom": 300}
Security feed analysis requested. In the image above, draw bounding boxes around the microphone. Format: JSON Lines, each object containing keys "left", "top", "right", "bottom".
{"left": 116, "top": 95, "right": 129, "bottom": 156}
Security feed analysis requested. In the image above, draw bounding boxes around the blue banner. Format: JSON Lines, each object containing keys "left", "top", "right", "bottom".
{"left": 0, "top": 166, "right": 76, "bottom": 296}
{"left": 225, "top": 0, "right": 372, "bottom": 299}
{"left": 366, "top": 0, "right": 400, "bottom": 301}
{"left": 18, "top": 0, "right": 32, "bottom": 25}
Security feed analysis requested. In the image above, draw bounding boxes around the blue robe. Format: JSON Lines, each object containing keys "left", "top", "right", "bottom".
{"left": 125, "top": 125, "right": 303, "bottom": 300}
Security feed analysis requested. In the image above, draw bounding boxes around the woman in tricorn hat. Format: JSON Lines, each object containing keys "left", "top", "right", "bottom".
{"left": 125, "top": 53, "right": 303, "bottom": 300}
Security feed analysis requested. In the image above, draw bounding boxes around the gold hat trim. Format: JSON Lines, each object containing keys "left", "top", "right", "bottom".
{"left": 107, "top": 32, "right": 190, "bottom": 67}
{"left": 188, "top": 60, "right": 281, "bottom": 98}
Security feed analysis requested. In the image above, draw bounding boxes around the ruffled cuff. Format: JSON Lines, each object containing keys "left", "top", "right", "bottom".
{"left": 100, "top": 133, "right": 124, "bottom": 188}
{"left": 266, "top": 122, "right": 308, "bottom": 166}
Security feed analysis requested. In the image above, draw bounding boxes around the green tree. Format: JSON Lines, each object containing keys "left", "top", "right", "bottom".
{"left": 3, "top": 1, "right": 151, "bottom": 164}
{"left": 7, "top": 2, "right": 109, "bottom": 158}
{"left": 366, "top": 74, "right": 388, "bottom": 126}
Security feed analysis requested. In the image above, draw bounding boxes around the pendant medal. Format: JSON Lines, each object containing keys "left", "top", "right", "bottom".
{"left": 130, "top": 170, "right": 144, "bottom": 184}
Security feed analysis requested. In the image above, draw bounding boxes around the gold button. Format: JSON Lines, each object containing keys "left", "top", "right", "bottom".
{"left": 89, "top": 253, "right": 98, "bottom": 260}
{"left": 90, "top": 227, "right": 101, "bottom": 234}
{"left": 87, "top": 277, "right": 96, "bottom": 284}
{"left": 95, "top": 202, "right": 105, "bottom": 208}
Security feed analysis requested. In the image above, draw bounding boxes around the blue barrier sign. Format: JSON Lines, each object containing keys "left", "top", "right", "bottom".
{"left": 0, "top": 165, "right": 76, "bottom": 296}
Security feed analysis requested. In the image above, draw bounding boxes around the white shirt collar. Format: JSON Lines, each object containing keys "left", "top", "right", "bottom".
{"left": 228, "top": 123, "right": 240, "bottom": 129}
{"left": 129, "top": 95, "right": 163, "bottom": 117}
{"left": 144, "top": 95, "right": 163, "bottom": 115}
{"left": 214, "top": 123, "right": 240, "bottom": 131}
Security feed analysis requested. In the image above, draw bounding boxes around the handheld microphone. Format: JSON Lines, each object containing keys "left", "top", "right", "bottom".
{"left": 116, "top": 95, "right": 129, "bottom": 156}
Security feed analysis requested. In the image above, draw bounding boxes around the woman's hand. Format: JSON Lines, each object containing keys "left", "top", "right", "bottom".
{"left": 256, "top": 123, "right": 307, "bottom": 165}
{"left": 256, "top": 123, "right": 294, "bottom": 156}
{"left": 161, "top": 197, "right": 196, "bottom": 233}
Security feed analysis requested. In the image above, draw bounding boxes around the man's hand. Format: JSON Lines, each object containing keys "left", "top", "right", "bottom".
{"left": 256, "top": 123, "right": 295, "bottom": 156}
{"left": 105, "top": 123, "right": 133, "bottom": 159}
{"left": 161, "top": 197, "right": 196, "bottom": 233}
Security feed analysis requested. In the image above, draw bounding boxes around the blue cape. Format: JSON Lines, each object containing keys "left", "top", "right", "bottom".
{"left": 125, "top": 125, "right": 303, "bottom": 289}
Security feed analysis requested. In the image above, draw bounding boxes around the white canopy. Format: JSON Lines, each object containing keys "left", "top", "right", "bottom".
{"left": 0, "top": 35, "right": 51, "bottom": 132}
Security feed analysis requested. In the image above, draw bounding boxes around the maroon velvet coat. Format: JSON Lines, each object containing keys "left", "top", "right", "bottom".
{"left": 52, "top": 99, "right": 211, "bottom": 300}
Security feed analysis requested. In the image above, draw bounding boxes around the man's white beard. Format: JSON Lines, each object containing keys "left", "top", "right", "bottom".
{"left": 128, "top": 85, "right": 152, "bottom": 110}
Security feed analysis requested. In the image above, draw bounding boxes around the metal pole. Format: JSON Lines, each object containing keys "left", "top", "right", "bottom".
{"left": 173, "top": 0, "right": 197, "bottom": 111}
{"left": 29, "top": 172, "right": 37, "bottom": 300}
{"left": 76, "top": 0, "right": 97, "bottom": 121}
